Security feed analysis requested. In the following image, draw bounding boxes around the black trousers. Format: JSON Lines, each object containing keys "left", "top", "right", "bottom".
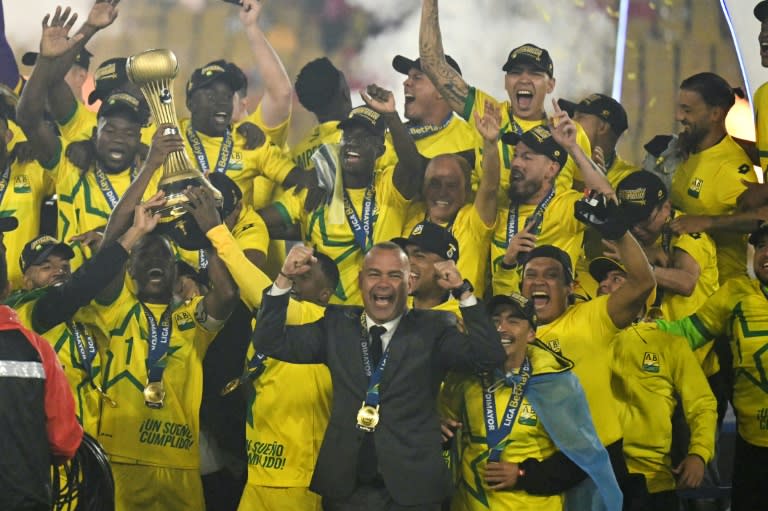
{"left": 731, "top": 433, "right": 768, "bottom": 511}
{"left": 322, "top": 483, "right": 441, "bottom": 511}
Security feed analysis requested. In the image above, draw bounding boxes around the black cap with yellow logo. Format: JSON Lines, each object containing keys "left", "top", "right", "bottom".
{"left": 502, "top": 43, "right": 553, "bottom": 77}
{"left": 616, "top": 170, "right": 668, "bottom": 223}
{"left": 501, "top": 125, "right": 567, "bottom": 167}
{"left": 186, "top": 60, "right": 247, "bottom": 98}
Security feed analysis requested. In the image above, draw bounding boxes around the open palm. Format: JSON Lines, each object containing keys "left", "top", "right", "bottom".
{"left": 40, "top": 7, "right": 83, "bottom": 58}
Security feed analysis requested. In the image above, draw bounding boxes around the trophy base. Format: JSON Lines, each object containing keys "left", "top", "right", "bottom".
{"left": 153, "top": 177, "right": 222, "bottom": 251}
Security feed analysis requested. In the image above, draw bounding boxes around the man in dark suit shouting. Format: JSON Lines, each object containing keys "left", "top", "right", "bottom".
{"left": 252, "top": 242, "right": 505, "bottom": 510}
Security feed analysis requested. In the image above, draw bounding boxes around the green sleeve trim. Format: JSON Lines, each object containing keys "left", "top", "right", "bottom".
{"left": 462, "top": 87, "right": 477, "bottom": 121}
{"left": 656, "top": 316, "right": 712, "bottom": 350}
{"left": 57, "top": 100, "right": 78, "bottom": 125}
{"left": 41, "top": 139, "right": 62, "bottom": 171}
{"left": 273, "top": 201, "right": 293, "bottom": 226}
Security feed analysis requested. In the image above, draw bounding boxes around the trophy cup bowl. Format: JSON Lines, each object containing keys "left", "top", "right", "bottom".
{"left": 126, "top": 49, "right": 223, "bottom": 250}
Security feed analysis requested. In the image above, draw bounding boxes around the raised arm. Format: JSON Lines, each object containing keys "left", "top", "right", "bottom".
{"left": 239, "top": 0, "right": 291, "bottom": 127}
{"left": 15, "top": 7, "right": 84, "bottom": 165}
{"left": 361, "top": 84, "right": 427, "bottom": 199}
{"left": 473, "top": 101, "right": 501, "bottom": 225}
{"left": 605, "top": 233, "right": 655, "bottom": 328}
{"left": 419, "top": 0, "right": 470, "bottom": 114}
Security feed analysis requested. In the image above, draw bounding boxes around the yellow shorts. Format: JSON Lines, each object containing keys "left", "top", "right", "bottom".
{"left": 237, "top": 484, "right": 321, "bottom": 511}
{"left": 112, "top": 463, "right": 204, "bottom": 511}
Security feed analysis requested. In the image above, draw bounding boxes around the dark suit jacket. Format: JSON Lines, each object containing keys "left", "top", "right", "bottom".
{"left": 252, "top": 289, "right": 505, "bottom": 506}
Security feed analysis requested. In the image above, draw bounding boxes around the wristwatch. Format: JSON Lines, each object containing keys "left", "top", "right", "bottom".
{"left": 451, "top": 279, "right": 474, "bottom": 300}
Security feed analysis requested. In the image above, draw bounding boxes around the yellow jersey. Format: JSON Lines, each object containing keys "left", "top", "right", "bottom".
{"left": 10, "top": 291, "right": 106, "bottom": 437}
{"left": 0, "top": 159, "right": 53, "bottom": 289}
{"left": 440, "top": 344, "right": 569, "bottom": 511}
{"left": 95, "top": 287, "right": 221, "bottom": 469}
{"left": 404, "top": 203, "right": 494, "bottom": 299}
{"left": 673, "top": 277, "right": 768, "bottom": 447}
{"left": 291, "top": 121, "right": 343, "bottom": 172}
{"left": 536, "top": 295, "right": 623, "bottom": 445}
{"left": 175, "top": 204, "right": 269, "bottom": 271}
{"left": 179, "top": 118, "right": 295, "bottom": 210}
{"left": 273, "top": 169, "right": 408, "bottom": 305}
{"left": 462, "top": 87, "right": 591, "bottom": 204}
{"left": 754, "top": 82, "right": 768, "bottom": 174}
{"left": 670, "top": 135, "right": 756, "bottom": 282}
{"left": 491, "top": 189, "right": 585, "bottom": 296}
{"left": 611, "top": 323, "right": 717, "bottom": 493}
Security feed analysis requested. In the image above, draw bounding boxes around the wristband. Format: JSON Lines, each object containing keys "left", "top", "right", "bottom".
{"left": 278, "top": 271, "right": 294, "bottom": 281}
{"left": 500, "top": 260, "right": 518, "bottom": 270}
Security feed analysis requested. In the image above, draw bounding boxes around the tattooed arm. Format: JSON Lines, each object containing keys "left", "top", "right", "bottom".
{"left": 418, "top": 0, "right": 471, "bottom": 114}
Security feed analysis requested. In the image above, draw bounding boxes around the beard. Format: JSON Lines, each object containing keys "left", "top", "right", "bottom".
{"left": 507, "top": 178, "right": 541, "bottom": 204}
{"left": 677, "top": 124, "right": 706, "bottom": 155}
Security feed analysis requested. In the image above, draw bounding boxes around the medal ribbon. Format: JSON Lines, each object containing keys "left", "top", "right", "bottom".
{"left": 93, "top": 164, "right": 137, "bottom": 210}
{"left": 198, "top": 249, "right": 208, "bottom": 270}
{"left": 67, "top": 320, "right": 98, "bottom": 382}
{"left": 483, "top": 357, "right": 532, "bottom": 462}
{"left": 343, "top": 185, "right": 376, "bottom": 253}
{"left": 141, "top": 303, "right": 173, "bottom": 383}
{"left": 359, "top": 314, "right": 391, "bottom": 407}
{"left": 405, "top": 112, "right": 453, "bottom": 141}
{"left": 506, "top": 188, "right": 555, "bottom": 244}
{"left": 186, "top": 126, "right": 234, "bottom": 175}
{"left": 0, "top": 164, "right": 11, "bottom": 209}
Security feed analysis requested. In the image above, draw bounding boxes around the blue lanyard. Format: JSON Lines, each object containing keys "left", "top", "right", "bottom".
{"left": 483, "top": 357, "right": 532, "bottom": 462}
{"left": 360, "top": 316, "right": 390, "bottom": 407}
{"left": 93, "top": 164, "right": 137, "bottom": 210}
{"left": 406, "top": 112, "right": 453, "bottom": 141}
{"left": 141, "top": 303, "right": 173, "bottom": 383}
{"left": 343, "top": 185, "right": 376, "bottom": 253}
{"left": 186, "top": 126, "right": 234, "bottom": 175}
{"left": 506, "top": 188, "right": 554, "bottom": 244}
{"left": 198, "top": 249, "right": 208, "bottom": 270}
{"left": 67, "top": 320, "right": 98, "bottom": 381}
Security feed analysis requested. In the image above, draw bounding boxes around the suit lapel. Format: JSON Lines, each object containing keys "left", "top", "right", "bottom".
{"left": 380, "top": 309, "right": 411, "bottom": 387}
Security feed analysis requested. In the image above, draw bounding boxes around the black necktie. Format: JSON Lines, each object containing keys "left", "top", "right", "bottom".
{"left": 369, "top": 325, "right": 386, "bottom": 367}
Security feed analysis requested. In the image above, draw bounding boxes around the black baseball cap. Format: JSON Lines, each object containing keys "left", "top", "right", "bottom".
{"left": 502, "top": 43, "right": 553, "bottom": 77}
{"left": 588, "top": 257, "right": 626, "bottom": 283}
{"left": 557, "top": 93, "right": 629, "bottom": 136}
{"left": 186, "top": 60, "right": 247, "bottom": 98}
{"left": 22, "top": 48, "right": 92, "bottom": 70}
{"left": 337, "top": 106, "right": 386, "bottom": 136}
{"left": 501, "top": 125, "right": 567, "bottom": 168}
{"left": 208, "top": 172, "right": 243, "bottom": 219}
{"left": 392, "top": 54, "right": 462, "bottom": 76}
{"left": 0, "top": 216, "right": 18, "bottom": 232}
{"left": 616, "top": 170, "right": 668, "bottom": 224}
{"left": 487, "top": 292, "right": 537, "bottom": 329}
{"left": 97, "top": 91, "right": 149, "bottom": 126}
{"left": 522, "top": 245, "right": 573, "bottom": 284}
{"left": 87, "top": 57, "right": 129, "bottom": 105}
{"left": 756, "top": 1, "right": 768, "bottom": 21}
{"left": 20, "top": 236, "right": 75, "bottom": 273}
{"left": 392, "top": 221, "right": 459, "bottom": 262}
{"left": 749, "top": 222, "right": 768, "bottom": 245}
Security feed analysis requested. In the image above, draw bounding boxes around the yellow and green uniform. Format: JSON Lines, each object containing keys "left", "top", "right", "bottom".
{"left": 179, "top": 118, "right": 295, "bottom": 211}
{"left": 440, "top": 343, "right": 572, "bottom": 511}
{"left": 291, "top": 121, "right": 343, "bottom": 172}
{"left": 404, "top": 203, "right": 494, "bottom": 299}
{"left": 462, "top": 87, "right": 591, "bottom": 204}
{"left": 8, "top": 119, "right": 27, "bottom": 151}
{"left": 43, "top": 147, "right": 161, "bottom": 268}
{"left": 0, "top": 158, "right": 53, "bottom": 290}
{"left": 379, "top": 114, "right": 481, "bottom": 170}
{"left": 536, "top": 295, "right": 623, "bottom": 446}
{"left": 175, "top": 204, "right": 269, "bottom": 271}
{"left": 658, "top": 276, "right": 768, "bottom": 447}
{"left": 94, "top": 285, "right": 222, "bottom": 510}
{"left": 491, "top": 189, "right": 584, "bottom": 296}
{"left": 670, "top": 135, "right": 756, "bottom": 282}
{"left": 9, "top": 290, "right": 106, "bottom": 436}
{"left": 611, "top": 323, "right": 717, "bottom": 493}
{"left": 273, "top": 168, "right": 408, "bottom": 305}
{"left": 754, "top": 82, "right": 768, "bottom": 174}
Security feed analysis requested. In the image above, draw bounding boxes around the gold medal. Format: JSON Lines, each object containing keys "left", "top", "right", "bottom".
{"left": 221, "top": 377, "right": 242, "bottom": 396}
{"left": 144, "top": 381, "right": 166, "bottom": 408}
{"left": 356, "top": 402, "right": 380, "bottom": 432}
{"left": 646, "top": 306, "right": 664, "bottom": 321}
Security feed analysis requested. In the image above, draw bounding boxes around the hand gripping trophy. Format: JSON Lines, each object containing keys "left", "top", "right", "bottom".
{"left": 126, "top": 48, "right": 223, "bottom": 249}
